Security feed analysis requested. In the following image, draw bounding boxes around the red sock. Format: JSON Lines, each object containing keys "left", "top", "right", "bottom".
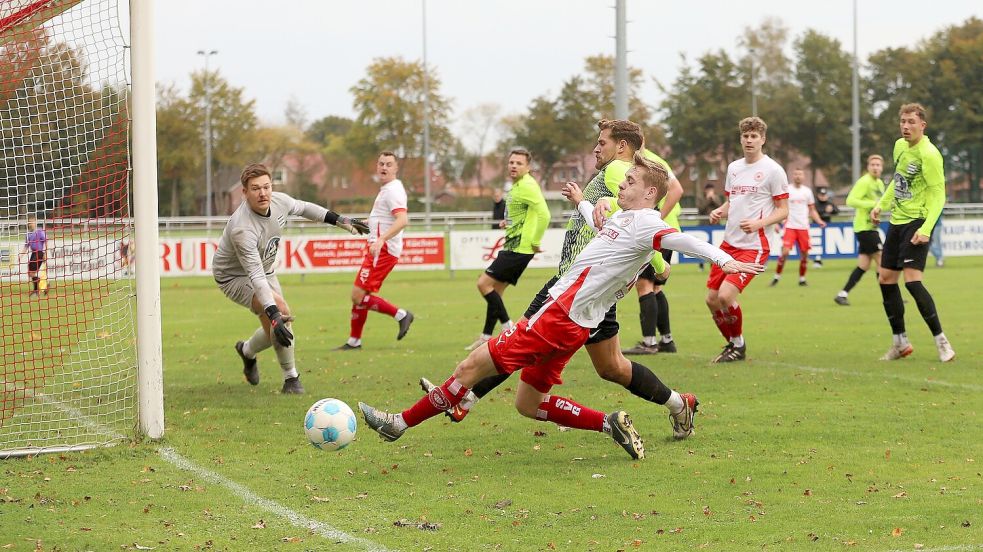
{"left": 536, "top": 395, "right": 605, "bottom": 432}
{"left": 725, "top": 304, "right": 743, "bottom": 339}
{"left": 775, "top": 255, "right": 786, "bottom": 274}
{"left": 349, "top": 304, "right": 368, "bottom": 339}
{"left": 799, "top": 258, "right": 808, "bottom": 277}
{"left": 362, "top": 294, "right": 398, "bottom": 317}
{"left": 712, "top": 310, "right": 731, "bottom": 340}
{"left": 402, "top": 377, "right": 470, "bottom": 427}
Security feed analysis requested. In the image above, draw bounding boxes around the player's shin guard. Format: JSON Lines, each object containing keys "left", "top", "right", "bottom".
{"left": 402, "top": 376, "right": 471, "bottom": 427}
{"left": 655, "top": 291, "right": 670, "bottom": 336}
{"left": 880, "top": 283, "right": 906, "bottom": 335}
{"left": 536, "top": 395, "right": 605, "bottom": 432}
{"left": 626, "top": 361, "right": 672, "bottom": 404}
{"left": 363, "top": 294, "right": 398, "bottom": 317}
{"left": 842, "top": 267, "right": 866, "bottom": 293}
{"left": 245, "top": 326, "right": 272, "bottom": 358}
{"left": 638, "top": 292, "right": 658, "bottom": 340}
{"left": 483, "top": 290, "right": 508, "bottom": 335}
{"left": 905, "top": 281, "right": 943, "bottom": 336}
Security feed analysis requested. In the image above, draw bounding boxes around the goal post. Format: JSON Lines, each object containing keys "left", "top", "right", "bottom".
{"left": 0, "top": 0, "right": 163, "bottom": 457}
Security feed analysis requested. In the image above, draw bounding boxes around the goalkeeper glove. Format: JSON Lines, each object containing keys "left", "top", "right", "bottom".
{"left": 264, "top": 305, "right": 294, "bottom": 347}
{"left": 337, "top": 216, "right": 370, "bottom": 235}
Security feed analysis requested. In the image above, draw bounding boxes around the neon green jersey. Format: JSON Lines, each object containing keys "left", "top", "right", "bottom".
{"left": 556, "top": 159, "right": 630, "bottom": 276}
{"left": 642, "top": 149, "right": 681, "bottom": 230}
{"left": 845, "top": 173, "right": 885, "bottom": 232}
{"left": 879, "top": 137, "right": 946, "bottom": 236}
{"left": 503, "top": 173, "right": 550, "bottom": 254}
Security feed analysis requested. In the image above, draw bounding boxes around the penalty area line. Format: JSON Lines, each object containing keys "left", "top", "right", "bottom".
{"left": 157, "top": 447, "right": 394, "bottom": 552}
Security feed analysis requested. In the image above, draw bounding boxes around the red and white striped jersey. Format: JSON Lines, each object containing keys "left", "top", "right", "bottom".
{"left": 723, "top": 155, "right": 789, "bottom": 250}
{"left": 544, "top": 208, "right": 734, "bottom": 328}
{"left": 368, "top": 179, "right": 408, "bottom": 256}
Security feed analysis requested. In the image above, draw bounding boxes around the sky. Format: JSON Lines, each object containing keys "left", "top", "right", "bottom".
{"left": 152, "top": 0, "right": 980, "bottom": 140}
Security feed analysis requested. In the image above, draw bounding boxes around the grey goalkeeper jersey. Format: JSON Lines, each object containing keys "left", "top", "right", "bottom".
{"left": 212, "top": 192, "right": 328, "bottom": 308}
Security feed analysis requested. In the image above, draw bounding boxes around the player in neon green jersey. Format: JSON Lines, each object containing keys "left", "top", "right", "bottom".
{"left": 465, "top": 148, "right": 550, "bottom": 351}
{"left": 623, "top": 147, "right": 683, "bottom": 355}
{"left": 869, "top": 103, "right": 954, "bottom": 362}
{"left": 835, "top": 154, "right": 886, "bottom": 306}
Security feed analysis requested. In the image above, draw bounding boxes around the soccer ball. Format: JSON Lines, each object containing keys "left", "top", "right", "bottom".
{"left": 304, "top": 398, "right": 357, "bottom": 451}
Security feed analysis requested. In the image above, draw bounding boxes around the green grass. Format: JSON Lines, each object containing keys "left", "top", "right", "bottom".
{"left": 1, "top": 258, "right": 981, "bottom": 551}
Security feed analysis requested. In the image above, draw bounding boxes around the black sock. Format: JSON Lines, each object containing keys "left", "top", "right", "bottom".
{"left": 626, "top": 361, "right": 671, "bottom": 404}
{"left": 472, "top": 372, "right": 511, "bottom": 399}
{"left": 842, "top": 267, "right": 866, "bottom": 293}
{"left": 482, "top": 290, "right": 508, "bottom": 335}
{"left": 879, "top": 283, "right": 906, "bottom": 335}
{"left": 655, "top": 291, "right": 670, "bottom": 336}
{"left": 32, "top": 277, "right": 39, "bottom": 291}
{"left": 638, "top": 292, "right": 657, "bottom": 339}
{"left": 905, "top": 281, "right": 943, "bottom": 336}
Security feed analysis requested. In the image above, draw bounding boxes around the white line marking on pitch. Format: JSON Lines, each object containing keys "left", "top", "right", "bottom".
{"left": 158, "top": 447, "right": 395, "bottom": 552}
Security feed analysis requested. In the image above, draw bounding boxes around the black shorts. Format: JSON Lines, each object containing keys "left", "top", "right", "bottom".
{"left": 881, "top": 219, "right": 929, "bottom": 272}
{"left": 523, "top": 275, "right": 619, "bottom": 346}
{"left": 856, "top": 230, "right": 882, "bottom": 256}
{"left": 485, "top": 251, "right": 535, "bottom": 286}
{"left": 28, "top": 251, "right": 45, "bottom": 273}
{"left": 637, "top": 252, "right": 671, "bottom": 286}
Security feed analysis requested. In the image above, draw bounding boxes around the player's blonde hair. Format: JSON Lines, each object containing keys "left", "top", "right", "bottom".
{"left": 867, "top": 154, "right": 884, "bottom": 164}
{"left": 899, "top": 103, "right": 928, "bottom": 122}
{"left": 240, "top": 163, "right": 271, "bottom": 187}
{"left": 632, "top": 152, "right": 669, "bottom": 204}
{"left": 739, "top": 116, "right": 768, "bottom": 136}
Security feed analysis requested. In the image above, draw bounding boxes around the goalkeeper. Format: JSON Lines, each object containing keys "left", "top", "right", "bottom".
{"left": 213, "top": 163, "right": 368, "bottom": 394}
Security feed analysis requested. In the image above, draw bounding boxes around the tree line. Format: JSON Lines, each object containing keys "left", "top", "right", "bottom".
{"left": 2, "top": 17, "right": 980, "bottom": 218}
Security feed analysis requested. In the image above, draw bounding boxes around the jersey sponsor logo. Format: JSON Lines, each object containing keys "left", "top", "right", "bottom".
{"left": 263, "top": 237, "right": 280, "bottom": 263}
{"left": 893, "top": 173, "right": 913, "bottom": 200}
{"left": 729, "top": 184, "right": 760, "bottom": 195}
{"left": 599, "top": 227, "right": 620, "bottom": 241}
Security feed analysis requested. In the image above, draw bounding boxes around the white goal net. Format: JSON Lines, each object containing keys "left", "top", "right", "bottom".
{"left": 1, "top": 0, "right": 137, "bottom": 457}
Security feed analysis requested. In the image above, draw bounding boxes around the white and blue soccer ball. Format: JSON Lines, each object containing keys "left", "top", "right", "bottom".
{"left": 304, "top": 398, "right": 357, "bottom": 451}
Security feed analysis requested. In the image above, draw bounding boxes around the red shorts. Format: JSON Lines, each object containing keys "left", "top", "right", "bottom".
{"left": 354, "top": 246, "right": 399, "bottom": 293}
{"left": 487, "top": 299, "right": 590, "bottom": 394}
{"left": 782, "top": 228, "right": 811, "bottom": 255}
{"left": 706, "top": 241, "right": 768, "bottom": 292}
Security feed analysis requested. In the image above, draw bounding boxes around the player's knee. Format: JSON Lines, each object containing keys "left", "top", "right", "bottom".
{"left": 514, "top": 400, "right": 538, "bottom": 419}
{"left": 593, "top": 357, "right": 627, "bottom": 384}
{"left": 350, "top": 288, "right": 366, "bottom": 305}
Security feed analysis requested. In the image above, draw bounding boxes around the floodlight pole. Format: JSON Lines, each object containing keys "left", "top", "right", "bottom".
{"left": 421, "top": 0, "right": 432, "bottom": 230}
{"left": 197, "top": 49, "right": 218, "bottom": 226}
{"left": 851, "top": 0, "right": 861, "bottom": 184}
{"left": 130, "top": 0, "right": 164, "bottom": 439}
{"left": 614, "top": 0, "right": 628, "bottom": 119}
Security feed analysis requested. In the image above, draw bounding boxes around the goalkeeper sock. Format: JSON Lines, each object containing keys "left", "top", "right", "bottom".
{"left": 273, "top": 323, "right": 297, "bottom": 379}
{"left": 243, "top": 326, "right": 272, "bottom": 358}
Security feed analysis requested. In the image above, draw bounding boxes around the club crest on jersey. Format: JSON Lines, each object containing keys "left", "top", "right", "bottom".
{"left": 754, "top": 171, "right": 764, "bottom": 181}
{"left": 615, "top": 214, "right": 634, "bottom": 227}
{"left": 263, "top": 237, "right": 280, "bottom": 262}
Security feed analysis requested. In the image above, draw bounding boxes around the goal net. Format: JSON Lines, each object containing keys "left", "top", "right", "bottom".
{"left": 1, "top": 0, "right": 136, "bottom": 457}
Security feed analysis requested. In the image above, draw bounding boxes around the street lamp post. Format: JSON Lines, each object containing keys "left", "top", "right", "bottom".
{"left": 197, "top": 49, "right": 218, "bottom": 224}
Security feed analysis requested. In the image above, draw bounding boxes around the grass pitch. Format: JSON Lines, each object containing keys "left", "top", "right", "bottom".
{"left": 1, "top": 258, "right": 980, "bottom": 550}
